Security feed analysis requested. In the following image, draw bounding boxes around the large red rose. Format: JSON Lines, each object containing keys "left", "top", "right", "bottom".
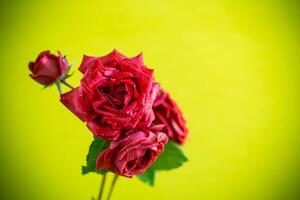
{"left": 153, "top": 89, "right": 188, "bottom": 145}
{"left": 96, "top": 125, "right": 168, "bottom": 177}
{"left": 60, "top": 50, "right": 159, "bottom": 140}
{"left": 29, "top": 51, "right": 68, "bottom": 86}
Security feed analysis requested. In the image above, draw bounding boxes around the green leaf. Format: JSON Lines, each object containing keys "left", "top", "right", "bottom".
{"left": 138, "top": 141, "right": 188, "bottom": 185}
{"left": 82, "top": 137, "right": 110, "bottom": 175}
{"left": 137, "top": 167, "right": 155, "bottom": 186}
{"left": 152, "top": 141, "right": 188, "bottom": 170}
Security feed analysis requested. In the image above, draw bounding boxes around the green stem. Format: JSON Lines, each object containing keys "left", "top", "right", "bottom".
{"left": 106, "top": 174, "right": 118, "bottom": 200}
{"left": 97, "top": 174, "right": 107, "bottom": 200}
{"left": 61, "top": 79, "right": 74, "bottom": 89}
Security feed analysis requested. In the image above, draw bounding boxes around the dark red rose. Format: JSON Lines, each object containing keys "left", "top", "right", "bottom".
{"left": 60, "top": 50, "right": 159, "bottom": 140}
{"left": 29, "top": 51, "right": 68, "bottom": 86}
{"left": 153, "top": 90, "right": 188, "bottom": 145}
{"left": 96, "top": 125, "right": 168, "bottom": 177}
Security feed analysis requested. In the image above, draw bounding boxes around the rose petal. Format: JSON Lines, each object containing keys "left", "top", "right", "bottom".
{"left": 129, "top": 53, "right": 144, "bottom": 66}
{"left": 78, "top": 55, "right": 99, "bottom": 73}
{"left": 99, "top": 49, "right": 126, "bottom": 66}
{"left": 60, "top": 87, "right": 94, "bottom": 121}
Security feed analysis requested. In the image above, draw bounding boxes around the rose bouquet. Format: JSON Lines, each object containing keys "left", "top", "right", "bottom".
{"left": 28, "top": 50, "right": 188, "bottom": 199}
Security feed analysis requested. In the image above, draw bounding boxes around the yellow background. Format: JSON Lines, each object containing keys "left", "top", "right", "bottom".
{"left": 0, "top": 0, "right": 299, "bottom": 199}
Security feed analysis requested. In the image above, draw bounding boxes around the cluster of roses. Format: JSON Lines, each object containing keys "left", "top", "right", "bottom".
{"left": 29, "top": 50, "right": 188, "bottom": 178}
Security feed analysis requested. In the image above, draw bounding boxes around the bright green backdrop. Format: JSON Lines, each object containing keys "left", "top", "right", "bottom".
{"left": 0, "top": 0, "right": 299, "bottom": 199}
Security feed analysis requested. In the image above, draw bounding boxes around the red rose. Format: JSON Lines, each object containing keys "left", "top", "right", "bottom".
{"left": 153, "top": 90, "right": 188, "bottom": 145}
{"left": 60, "top": 50, "right": 158, "bottom": 140}
{"left": 29, "top": 51, "right": 68, "bottom": 86}
{"left": 96, "top": 125, "right": 168, "bottom": 177}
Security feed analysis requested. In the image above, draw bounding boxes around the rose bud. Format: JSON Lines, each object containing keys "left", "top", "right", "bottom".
{"left": 153, "top": 90, "right": 188, "bottom": 145}
{"left": 60, "top": 50, "right": 159, "bottom": 140}
{"left": 96, "top": 125, "right": 168, "bottom": 177}
{"left": 28, "top": 51, "right": 68, "bottom": 86}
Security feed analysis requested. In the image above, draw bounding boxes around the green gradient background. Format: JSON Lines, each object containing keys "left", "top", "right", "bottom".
{"left": 0, "top": 0, "right": 299, "bottom": 199}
